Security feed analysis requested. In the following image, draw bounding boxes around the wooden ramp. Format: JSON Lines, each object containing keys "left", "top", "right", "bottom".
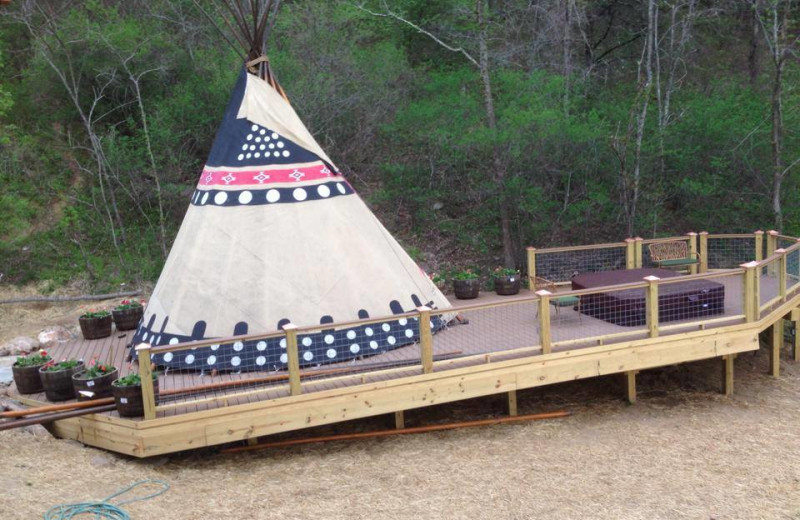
{"left": 6, "top": 232, "right": 800, "bottom": 456}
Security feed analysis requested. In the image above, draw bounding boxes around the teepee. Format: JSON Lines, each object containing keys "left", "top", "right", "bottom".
{"left": 132, "top": 0, "right": 451, "bottom": 371}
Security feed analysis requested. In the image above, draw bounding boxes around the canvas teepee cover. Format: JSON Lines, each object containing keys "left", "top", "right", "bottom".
{"left": 131, "top": 67, "right": 451, "bottom": 371}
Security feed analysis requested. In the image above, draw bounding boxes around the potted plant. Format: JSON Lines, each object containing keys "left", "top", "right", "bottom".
{"left": 452, "top": 269, "right": 480, "bottom": 299}
{"left": 428, "top": 272, "right": 447, "bottom": 292}
{"left": 11, "top": 349, "right": 52, "bottom": 394}
{"left": 112, "top": 299, "right": 145, "bottom": 331}
{"left": 79, "top": 309, "right": 113, "bottom": 339}
{"left": 39, "top": 359, "right": 85, "bottom": 402}
{"left": 493, "top": 266, "right": 521, "bottom": 296}
{"left": 112, "top": 372, "right": 159, "bottom": 418}
{"left": 72, "top": 357, "right": 118, "bottom": 401}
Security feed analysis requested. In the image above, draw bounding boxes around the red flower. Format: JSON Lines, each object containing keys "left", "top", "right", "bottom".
{"left": 39, "top": 350, "right": 48, "bottom": 357}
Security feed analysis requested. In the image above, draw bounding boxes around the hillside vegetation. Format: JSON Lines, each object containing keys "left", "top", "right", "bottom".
{"left": 0, "top": 1, "right": 798, "bottom": 291}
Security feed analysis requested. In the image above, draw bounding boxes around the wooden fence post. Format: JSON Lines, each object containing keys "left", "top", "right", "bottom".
{"left": 767, "top": 230, "right": 779, "bottom": 276}
{"left": 644, "top": 275, "right": 660, "bottom": 338}
{"left": 625, "top": 239, "right": 635, "bottom": 269}
{"left": 526, "top": 247, "right": 536, "bottom": 290}
{"left": 741, "top": 261, "right": 758, "bottom": 322}
{"left": 754, "top": 230, "right": 764, "bottom": 262}
{"left": 776, "top": 248, "right": 787, "bottom": 300}
{"left": 634, "top": 237, "right": 643, "bottom": 268}
{"left": 282, "top": 323, "right": 302, "bottom": 396}
{"left": 417, "top": 306, "right": 434, "bottom": 374}
{"left": 687, "top": 232, "right": 698, "bottom": 274}
{"left": 699, "top": 231, "right": 709, "bottom": 273}
{"left": 770, "top": 318, "right": 783, "bottom": 378}
{"left": 535, "top": 290, "right": 552, "bottom": 355}
{"left": 135, "top": 344, "right": 156, "bottom": 421}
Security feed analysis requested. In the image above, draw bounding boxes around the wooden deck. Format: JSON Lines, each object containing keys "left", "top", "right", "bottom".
{"left": 5, "top": 250, "right": 799, "bottom": 457}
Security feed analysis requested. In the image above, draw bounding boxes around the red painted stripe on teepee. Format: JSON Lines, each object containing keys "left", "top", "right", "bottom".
{"left": 198, "top": 164, "right": 336, "bottom": 187}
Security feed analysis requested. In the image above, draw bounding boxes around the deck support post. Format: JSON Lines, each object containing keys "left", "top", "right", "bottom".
{"left": 770, "top": 319, "right": 783, "bottom": 378}
{"left": 634, "top": 237, "right": 643, "bottom": 268}
{"left": 754, "top": 230, "right": 764, "bottom": 261}
{"left": 526, "top": 247, "right": 536, "bottom": 289}
{"left": 394, "top": 411, "right": 405, "bottom": 429}
{"left": 507, "top": 390, "right": 518, "bottom": 416}
{"left": 721, "top": 354, "right": 735, "bottom": 395}
{"left": 792, "top": 309, "right": 800, "bottom": 362}
{"left": 699, "top": 232, "right": 709, "bottom": 273}
{"left": 535, "top": 290, "right": 552, "bottom": 354}
{"left": 644, "top": 275, "right": 660, "bottom": 338}
{"left": 741, "top": 262, "right": 759, "bottom": 322}
{"left": 282, "top": 324, "right": 302, "bottom": 396}
{"left": 687, "top": 232, "right": 698, "bottom": 274}
{"left": 625, "top": 371, "right": 637, "bottom": 404}
{"left": 625, "top": 239, "right": 636, "bottom": 269}
{"left": 776, "top": 248, "right": 787, "bottom": 301}
{"left": 417, "top": 306, "right": 434, "bottom": 374}
{"left": 135, "top": 344, "right": 157, "bottom": 421}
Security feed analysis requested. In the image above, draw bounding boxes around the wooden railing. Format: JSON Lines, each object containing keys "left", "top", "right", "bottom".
{"left": 133, "top": 230, "right": 800, "bottom": 421}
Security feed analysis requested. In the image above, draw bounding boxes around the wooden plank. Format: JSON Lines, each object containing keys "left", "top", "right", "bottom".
{"left": 136, "top": 344, "right": 157, "bottom": 420}
{"left": 770, "top": 319, "right": 783, "bottom": 378}
{"left": 418, "top": 306, "right": 433, "bottom": 374}
{"left": 625, "top": 238, "right": 635, "bottom": 269}
{"left": 282, "top": 324, "right": 301, "bottom": 396}
{"left": 536, "top": 290, "right": 552, "bottom": 354}
{"left": 527, "top": 247, "right": 536, "bottom": 289}
{"left": 645, "top": 276, "right": 660, "bottom": 338}
{"left": 394, "top": 410, "right": 405, "bottom": 429}
{"left": 687, "top": 232, "right": 699, "bottom": 275}
{"left": 507, "top": 390, "right": 518, "bottom": 417}
{"left": 699, "top": 232, "right": 709, "bottom": 273}
{"left": 625, "top": 371, "right": 637, "bottom": 404}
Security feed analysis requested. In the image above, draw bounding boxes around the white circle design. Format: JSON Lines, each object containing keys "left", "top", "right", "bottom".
{"left": 242, "top": 144, "right": 248, "bottom": 151}
{"left": 207, "top": 355, "right": 216, "bottom": 365}
{"left": 256, "top": 341, "right": 267, "bottom": 351}
{"left": 317, "top": 185, "right": 331, "bottom": 198}
{"left": 237, "top": 154, "right": 244, "bottom": 161}
{"left": 293, "top": 188, "right": 307, "bottom": 201}
{"left": 271, "top": 132, "right": 278, "bottom": 139}
{"left": 324, "top": 334, "right": 334, "bottom": 345}
{"left": 266, "top": 190, "right": 281, "bottom": 203}
{"left": 302, "top": 337, "right": 312, "bottom": 347}
{"left": 350, "top": 344, "right": 360, "bottom": 354}
{"left": 346, "top": 330, "right": 357, "bottom": 340}
{"left": 326, "top": 349, "right": 337, "bottom": 359}
{"left": 210, "top": 344, "right": 219, "bottom": 351}
{"left": 246, "top": 153, "right": 252, "bottom": 159}
{"left": 163, "top": 352, "right": 173, "bottom": 362}
{"left": 382, "top": 323, "right": 391, "bottom": 332}
{"left": 254, "top": 152, "right": 260, "bottom": 159}
{"left": 387, "top": 336, "right": 396, "bottom": 345}
{"left": 214, "top": 192, "right": 228, "bottom": 205}
{"left": 256, "top": 356, "right": 266, "bottom": 366}
{"left": 251, "top": 124, "right": 258, "bottom": 131}
{"left": 246, "top": 133, "right": 253, "bottom": 140}
{"left": 279, "top": 353, "right": 288, "bottom": 364}
{"left": 365, "top": 327, "right": 374, "bottom": 336}
{"left": 337, "top": 183, "right": 346, "bottom": 194}
{"left": 238, "top": 191, "right": 253, "bottom": 204}
{"left": 277, "top": 141, "right": 284, "bottom": 148}
{"left": 185, "top": 354, "right": 195, "bottom": 364}
{"left": 233, "top": 341, "right": 244, "bottom": 351}
{"left": 279, "top": 338, "right": 287, "bottom": 349}
{"left": 169, "top": 338, "right": 179, "bottom": 345}
{"left": 231, "top": 356, "right": 241, "bottom": 367}
{"left": 369, "top": 341, "right": 378, "bottom": 349}
{"left": 282, "top": 151, "right": 290, "bottom": 157}
{"left": 303, "top": 351, "right": 313, "bottom": 361}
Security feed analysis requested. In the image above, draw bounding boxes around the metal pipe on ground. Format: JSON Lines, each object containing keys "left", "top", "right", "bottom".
{"left": 221, "top": 411, "right": 572, "bottom": 454}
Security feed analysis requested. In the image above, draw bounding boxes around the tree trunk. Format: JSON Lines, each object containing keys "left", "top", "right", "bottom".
{"left": 749, "top": 0, "right": 762, "bottom": 88}
{"left": 771, "top": 61, "right": 783, "bottom": 229}
{"left": 477, "top": 0, "right": 514, "bottom": 267}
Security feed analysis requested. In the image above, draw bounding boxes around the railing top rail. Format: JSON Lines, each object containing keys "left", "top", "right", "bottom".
{"left": 534, "top": 241, "right": 628, "bottom": 254}
{"left": 655, "top": 268, "right": 743, "bottom": 285}
{"left": 705, "top": 233, "right": 757, "bottom": 239}
{"left": 777, "top": 234, "right": 800, "bottom": 242}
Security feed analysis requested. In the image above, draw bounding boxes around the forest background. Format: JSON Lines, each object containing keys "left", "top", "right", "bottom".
{"left": 0, "top": 0, "right": 798, "bottom": 291}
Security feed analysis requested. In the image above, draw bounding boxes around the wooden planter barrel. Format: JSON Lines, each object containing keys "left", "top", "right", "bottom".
{"left": 112, "top": 379, "right": 159, "bottom": 418}
{"left": 79, "top": 315, "right": 113, "bottom": 340}
{"left": 39, "top": 362, "right": 84, "bottom": 402}
{"left": 453, "top": 279, "right": 480, "bottom": 299}
{"left": 72, "top": 368, "right": 118, "bottom": 401}
{"left": 494, "top": 276, "right": 521, "bottom": 296}
{"left": 12, "top": 363, "right": 46, "bottom": 394}
{"left": 112, "top": 307, "right": 143, "bottom": 331}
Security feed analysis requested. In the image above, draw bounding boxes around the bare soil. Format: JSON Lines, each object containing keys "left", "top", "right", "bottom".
{"left": 2, "top": 336, "right": 800, "bottom": 519}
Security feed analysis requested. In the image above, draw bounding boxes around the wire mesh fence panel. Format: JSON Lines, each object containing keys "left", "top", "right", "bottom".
{"left": 778, "top": 236, "right": 797, "bottom": 251}
{"left": 707, "top": 236, "right": 756, "bottom": 269}
{"left": 431, "top": 300, "right": 541, "bottom": 368}
{"left": 657, "top": 272, "right": 745, "bottom": 332}
{"left": 550, "top": 286, "right": 649, "bottom": 347}
{"left": 787, "top": 247, "right": 800, "bottom": 292}
{"left": 759, "top": 260, "right": 781, "bottom": 310}
{"left": 536, "top": 245, "right": 627, "bottom": 283}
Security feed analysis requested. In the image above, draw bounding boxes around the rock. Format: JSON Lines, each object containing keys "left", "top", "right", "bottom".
{"left": 37, "top": 326, "right": 74, "bottom": 349}
{"left": 90, "top": 454, "right": 116, "bottom": 468}
{"left": 0, "top": 336, "right": 40, "bottom": 357}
